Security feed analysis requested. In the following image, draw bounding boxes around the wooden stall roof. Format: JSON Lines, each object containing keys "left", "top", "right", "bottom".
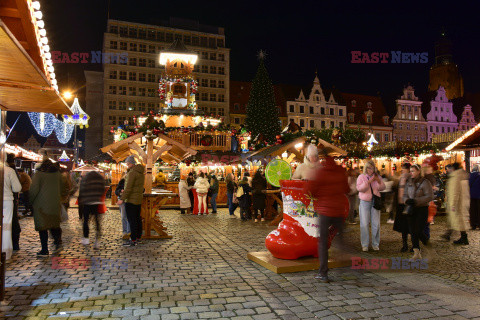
{"left": 100, "top": 133, "right": 198, "bottom": 164}
{"left": 446, "top": 122, "right": 480, "bottom": 151}
{"left": 0, "top": 20, "right": 71, "bottom": 114}
{"left": 245, "top": 136, "right": 347, "bottom": 163}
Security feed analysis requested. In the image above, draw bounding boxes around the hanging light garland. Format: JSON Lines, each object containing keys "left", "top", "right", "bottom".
{"left": 54, "top": 118, "right": 74, "bottom": 144}
{"left": 63, "top": 98, "right": 90, "bottom": 128}
{"left": 27, "top": 112, "right": 56, "bottom": 137}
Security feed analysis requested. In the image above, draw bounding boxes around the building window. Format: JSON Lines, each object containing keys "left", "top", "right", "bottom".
{"left": 415, "top": 115, "right": 418, "bottom": 120}
{"left": 414, "top": 125, "right": 418, "bottom": 130}
{"left": 310, "top": 106, "right": 314, "bottom": 114}
{"left": 138, "top": 88, "right": 146, "bottom": 96}
{"left": 201, "top": 79, "right": 208, "bottom": 87}
{"left": 330, "top": 121, "right": 335, "bottom": 128}
{"left": 219, "top": 80, "right": 225, "bottom": 88}
{"left": 148, "top": 59, "right": 155, "bottom": 68}
{"left": 108, "top": 86, "right": 116, "bottom": 94}
{"left": 201, "top": 52, "right": 208, "bottom": 59}
{"left": 128, "top": 102, "right": 136, "bottom": 111}
{"left": 210, "top": 94, "right": 216, "bottom": 101}
{"left": 129, "top": 43, "right": 137, "bottom": 51}
{"left": 339, "top": 109, "right": 343, "bottom": 116}
{"left": 384, "top": 134, "right": 389, "bottom": 142}
{"left": 108, "top": 101, "right": 116, "bottom": 110}
{"left": 234, "top": 118, "right": 240, "bottom": 124}
{"left": 148, "top": 74, "right": 155, "bottom": 82}
{"left": 148, "top": 45, "right": 155, "bottom": 53}
{"left": 351, "top": 100, "right": 356, "bottom": 107}
{"left": 210, "top": 80, "right": 217, "bottom": 88}
{"left": 366, "top": 115, "right": 372, "bottom": 123}
{"left": 119, "top": 86, "right": 126, "bottom": 95}
{"left": 110, "top": 41, "right": 117, "bottom": 49}
{"left": 339, "top": 122, "right": 343, "bottom": 129}
{"left": 129, "top": 72, "right": 136, "bottom": 81}
{"left": 299, "top": 106, "right": 304, "bottom": 113}
{"left": 147, "top": 88, "right": 156, "bottom": 97}
{"left": 309, "top": 120, "right": 314, "bottom": 128}
{"left": 201, "top": 65, "right": 208, "bottom": 73}
{"left": 376, "top": 133, "right": 381, "bottom": 142}
{"left": 436, "top": 127, "right": 439, "bottom": 133}
{"left": 234, "top": 103, "right": 239, "bottom": 111}
{"left": 210, "top": 66, "right": 217, "bottom": 74}
{"left": 109, "top": 25, "right": 118, "bottom": 34}
{"left": 330, "top": 108, "right": 334, "bottom": 116}
{"left": 108, "top": 116, "right": 116, "bottom": 125}
{"left": 447, "top": 127, "right": 450, "bottom": 132}
{"left": 442, "top": 127, "right": 445, "bottom": 133}
{"left": 210, "top": 53, "right": 216, "bottom": 60}
{"left": 415, "top": 136, "right": 418, "bottom": 142}
{"left": 421, "top": 136, "right": 425, "bottom": 141}
{"left": 218, "top": 94, "right": 225, "bottom": 102}
{"left": 408, "top": 106, "right": 411, "bottom": 112}
{"left": 399, "top": 124, "right": 402, "bottom": 129}
{"left": 119, "top": 71, "right": 127, "bottom": 80}
{"left": 321, "top": 107, "right": 325, "bottom": 115}
{"left": 299, "top": 119, "right": 305, "bottom": 127}
{"left": 201, "top": 93, "right": 208, "bottom": 101}
{"left": 348, "top": 114, "right": 354, "bottom": 122}
{"left": 401, "top": 105, "right": 405, "bottom": 111}
{"left": 129, "top": 57, "right": 137, "bottom": 66}
{"left": 120, "top": 42, "right": 127, "bottom": 50}
{"left": 218, "top": 67, "right": 225, "bottom": 75}
{"left": 407, "top": 124, "right": 410, "bottom": 130}
{"left": 139, "top": 58, "right": 146, "bottom": 67}
{"left": 289, "top": 105, "right": 294, "bottom": 113}
{"left": 129, "top": 87, "right": 136, "bottom": 96}
{"left": 118, "top": 101, "right": 126, "bottom": 110}
{"left": 321, "top": 121, "right": 325, "bottom": 128}
{"left": 210, "top": 107, "right": 217, "bottom": 115}
{"left": 109, "top": 71, "right": 117, "bottom": 79}
{"left": 218, "top": 53, "right": 225, "bottom": 61}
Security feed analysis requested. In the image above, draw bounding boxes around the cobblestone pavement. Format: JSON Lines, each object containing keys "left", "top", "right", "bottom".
{"left": 1, "top": 206, "right": 480, "bottom": 319}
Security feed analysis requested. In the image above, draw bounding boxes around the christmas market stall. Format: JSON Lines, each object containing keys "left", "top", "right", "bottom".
{"left": 0, "top": 0, "right": 72, "bottom": 299}
{"left": 446, "top": 122, "right": 480, "bottom": 171}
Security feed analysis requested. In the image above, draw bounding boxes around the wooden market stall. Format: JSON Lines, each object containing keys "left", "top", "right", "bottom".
{"left": 446, "top": 122, "right": 480, "bottom": 171}
{"left": 0, "top": 0, "right": 73, "bottom": 300}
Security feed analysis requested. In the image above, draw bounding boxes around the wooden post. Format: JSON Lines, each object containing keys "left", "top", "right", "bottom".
{"left": 145, "top": 138, "right": 154, "bottom": 193}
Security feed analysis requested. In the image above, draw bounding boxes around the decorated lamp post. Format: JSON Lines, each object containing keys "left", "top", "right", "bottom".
{"left": 63, "top": 97, "right": 89, "bottom": 164}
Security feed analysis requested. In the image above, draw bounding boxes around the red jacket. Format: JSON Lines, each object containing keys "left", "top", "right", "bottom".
{"left": 304, "top": 157, "right": 349, "bottom": 218}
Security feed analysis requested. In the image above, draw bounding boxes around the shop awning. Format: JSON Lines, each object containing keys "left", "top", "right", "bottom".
{"left": 446, "top": 122, "right": 480, "bottom": 151}
{"left": 0, "top": 20, "right": 72, "bottom": 114}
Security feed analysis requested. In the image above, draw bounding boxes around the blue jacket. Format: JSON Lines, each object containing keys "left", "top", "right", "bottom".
{"left": 469, "top": 172, "right": 480, "bottom": 199}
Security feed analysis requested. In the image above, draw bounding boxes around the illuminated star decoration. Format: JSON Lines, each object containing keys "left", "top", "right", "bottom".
{"left": 257, "top": 50, "right": 267, "bottom": 60}
{"left": 63, "top": 98, "right": 90, "bottom": 129}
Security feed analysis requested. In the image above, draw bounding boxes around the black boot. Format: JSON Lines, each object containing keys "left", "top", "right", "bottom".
{"left": 401, "top": 236, "right": 408, "bottom": 252}
{"left": 441, "top": 229, "right": 453, "bottom": 241}
{"left": 453, "top": 231, "right": 469, "bottom": 245}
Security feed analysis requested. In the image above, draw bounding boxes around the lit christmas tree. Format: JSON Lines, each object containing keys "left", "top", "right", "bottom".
{"left": 245, "top": 51, "right": 280, "bottom": 142}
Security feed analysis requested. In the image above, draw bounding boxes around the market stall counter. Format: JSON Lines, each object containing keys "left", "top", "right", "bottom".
{"left": 141, "top": 189, "right": 177, "bottom": 239}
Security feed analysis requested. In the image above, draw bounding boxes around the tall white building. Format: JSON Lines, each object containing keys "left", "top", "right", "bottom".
{"left": 90, "top": 18, "right": 230, "bottom": 148}
{"left": 286, "top": 75, "right": 346, "bottom": 130}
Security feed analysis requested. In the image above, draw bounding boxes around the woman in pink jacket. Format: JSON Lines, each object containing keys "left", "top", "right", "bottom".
{"left": 356, "top": 160, "right": 385, "bottom": 251}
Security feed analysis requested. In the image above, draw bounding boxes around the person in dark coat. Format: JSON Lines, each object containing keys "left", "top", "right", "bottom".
{"left": 6, "top": 154, "right": 21, "bottom": 251}
{"left": 469, "top": 165, "right": 480, "bottom": 230}
{"left": 29, "top": 160, "right": 65, "bottom": 256}
{"left": 78, "top": 171, "right": 106, "bottom": 249}
{"left": 393, "top": 162, "right": 412, "bottom": 252}
{"left": 304, "top": 155, "right": 349, "bottom": 283}
{"left": 237, "top": 177, "right": 251, "bottom": 221}
{"left": 187, "top": 172, "right": 195, "bottom": 214}
{"left": 252, "top": 170, "right": 267, "bottom": 222}
{"left": 226, "top": 173, "right": 238, "bottom": 217}
{"left": 115, "top": 176, "right": 130, "bottom": 240}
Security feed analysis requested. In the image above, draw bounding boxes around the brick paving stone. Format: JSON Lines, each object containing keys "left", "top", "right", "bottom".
{"left": 2, "top": 208, "right": 480, "bottom": 320}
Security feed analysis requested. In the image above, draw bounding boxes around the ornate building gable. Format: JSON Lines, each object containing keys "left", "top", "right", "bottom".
{"left": 459, "top": 104, "right": 476, "bottom": 131}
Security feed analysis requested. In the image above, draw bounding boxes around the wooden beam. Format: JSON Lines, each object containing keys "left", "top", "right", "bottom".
{"left": 100, "top": 133, "right": 143, "bottom": 153}
{"left": 128, "top": 141, "right": 147, "bottom": 162}
{"left": 287, "top": 147, "right": 304, "bottom": 162}
{"left": 152, "top": 144, "right": 172, "bottom": 163}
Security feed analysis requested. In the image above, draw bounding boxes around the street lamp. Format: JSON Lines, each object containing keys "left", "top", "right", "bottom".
{"left": 63, "top": 91, "right": 73, "bottom": 100}
{"left": 63, "top": 97, "right": 89, "bottom": 164}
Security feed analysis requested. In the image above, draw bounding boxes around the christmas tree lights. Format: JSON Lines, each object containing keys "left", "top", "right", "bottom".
{"left": 245, "top": 52, "right": 280, "bottom": 142}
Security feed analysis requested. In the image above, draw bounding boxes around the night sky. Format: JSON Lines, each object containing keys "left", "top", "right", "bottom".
{"left": 8, "top": 0, "right": 480, "bottom": 142}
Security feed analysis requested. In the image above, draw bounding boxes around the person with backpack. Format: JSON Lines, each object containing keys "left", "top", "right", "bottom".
{"left": 237, "top": 176, "right": 252, "bottom": 221}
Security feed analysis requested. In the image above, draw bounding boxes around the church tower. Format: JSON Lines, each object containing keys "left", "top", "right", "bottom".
{"left": 428, "top": 31, "right": 464, "bottom": 100}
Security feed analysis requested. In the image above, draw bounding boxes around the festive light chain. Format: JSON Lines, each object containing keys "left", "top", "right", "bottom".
{"left": 54, "top": 118, "right": 75, "bottom": 144}
{"left": 27, "top": 112, "right": 56, "bottom": 137}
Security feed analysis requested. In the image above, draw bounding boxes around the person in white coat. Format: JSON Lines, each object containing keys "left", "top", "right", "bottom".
{"left": 194, "top": 172, "right": 210, "bottom": 214}
{"left": 178, "top": 175, "right": 192, "bottom": 214}
{"left": 292, "top": 144, "right": 321, "bottom": 180}
{"left": 3, "top": 162, "right": 22, "bottom": 260}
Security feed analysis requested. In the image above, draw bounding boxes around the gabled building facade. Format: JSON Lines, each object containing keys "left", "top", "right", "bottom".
{"left": 392, "top": 85, "right": 427, "bottom": 142}
{"left": 458, "top": 104, "right": 476, "bottom": 131}
{"left": 426, "top": 86, "right": 458, "bottom": 141}
{"left": 286, "top": 75, "right": 347, "bottom": 130}
{"left": 341, "top": 93, "right": 393, "bottom": 143}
